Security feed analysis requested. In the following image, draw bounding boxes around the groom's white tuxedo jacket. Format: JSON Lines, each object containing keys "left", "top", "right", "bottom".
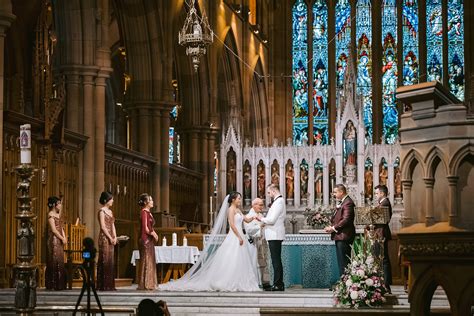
{"left": 261, "top": 196, "right": 286, "bottom": 241}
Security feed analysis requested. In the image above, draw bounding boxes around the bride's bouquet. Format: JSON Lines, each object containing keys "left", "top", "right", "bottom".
{"left": 333, "top": 236, "right": 389, "bottom": 308}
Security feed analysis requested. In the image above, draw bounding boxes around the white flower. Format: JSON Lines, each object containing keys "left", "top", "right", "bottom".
{"left": 359, "top": 290, "right": 367, "bottom": 298}
{"left": 352, "top": 260, "right": 359, "bottom": 267}
{"left": 345, "top": 279, "right": 353, "bottom": 287}
{"left": 366, "top": 256, "right": 374, "bottom": 264}
{"left": 365, "top": 278, "right": 374, "bottom": 286}
{"left": 350, "top": 291, "right": 359, "bottom": 300}
{"left": 356, "top": 269, "right": 365, "bottom": 277}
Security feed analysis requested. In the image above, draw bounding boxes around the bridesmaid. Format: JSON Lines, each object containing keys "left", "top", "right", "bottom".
{"left": 45, "top": 196, "right": 67, "bottom": 290}
{"left": 97, "top": 191, "right": 117, "bottom": 291}
{"left": 137, "top": 193, "right": 158, "bottom": 290}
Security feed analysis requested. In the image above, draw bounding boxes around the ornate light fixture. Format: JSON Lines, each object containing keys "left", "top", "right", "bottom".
{"left": 179, "top": 0, "right": 213, "bottom": 72}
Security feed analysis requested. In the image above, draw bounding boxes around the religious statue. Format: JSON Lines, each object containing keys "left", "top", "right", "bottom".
{"left": 243, "top": 163, "right": 251, "bottom": 200}
{"left": 226, "top": 153, "right": 236, "bottom": 193}
{"left": 314, "top": 167, "right": 323, "bottom": 201}
{"left": 379, "top": 164, "right": 388, "bottom": 186}
{"left": 364, "top": 168, "right": 373, "bottom": 200}
{"left": 271, "top": 164, "right": 280, "bottom": 185}
{"left": 285, "top": 164, "right": 294, "bottom": 199}
{"left": 257, "top": 163, "right": 265, "bottom": 199}
{"left": 18, "top": 221, "right": 34, "bottom": 257}
{"left": 343, "top": 121, "right": 357, "bottom": 182}
{"left": 300, "top": 164, "right": 309, "bottom": 199}
{"left": 394, "top": 167, "right": 402, "bottom": 198}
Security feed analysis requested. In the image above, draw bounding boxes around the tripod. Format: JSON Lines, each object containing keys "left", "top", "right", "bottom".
{"left": 73, "top": 260, "right": 104, "bottom": 316}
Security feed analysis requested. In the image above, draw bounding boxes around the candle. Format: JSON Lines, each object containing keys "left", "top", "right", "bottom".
{"left": 183, "top": 236, "right": 188, "bottom": 247}
{"left": 172, "top": 233, "right": 177, "bottom": 246}
{"left": 20, "top": 124, "right": 31, "bottom": 164}
{"left": 162, "top": 236, "right": 167, "bottom": 247}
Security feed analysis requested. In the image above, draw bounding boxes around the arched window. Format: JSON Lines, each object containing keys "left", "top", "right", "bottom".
{"left": 382, "top": 0, "right": 398, "bottom": 144}
{"left": 290, "top": 0, "right": 464, "bottom": 146}
{"left": 292, "top": 0, "right": 308, "bottom": 145}
{"left": 356, "top": 0, "right": 372, "bottom": 143}
{"left": 448, "top": 0, "right": 464, "bottom": 101}
{"left": 312, "top": 0, "right": 329, "bottom": 144}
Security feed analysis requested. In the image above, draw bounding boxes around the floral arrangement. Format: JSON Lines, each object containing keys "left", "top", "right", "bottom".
{"left": 333, "top": 236, "right": 389, "bottom": 308}
{"left": 304, "top": 206, "right": 332, "bottom": 229}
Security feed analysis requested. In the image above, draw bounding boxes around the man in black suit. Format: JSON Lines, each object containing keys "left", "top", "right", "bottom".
{"left": 324, "top": 184, "right": 356, "bottom": 277}
{"left": 373, "top": 184, "right": 392, "bottom": 293}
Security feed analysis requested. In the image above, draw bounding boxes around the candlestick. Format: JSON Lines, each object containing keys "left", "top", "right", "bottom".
{"left": 20, "top": 124, "right": 31, "bottom": 164}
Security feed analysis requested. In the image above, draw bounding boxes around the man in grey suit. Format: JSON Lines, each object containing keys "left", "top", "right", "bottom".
{"left": 259, "top": 184, "right": 286, "bottom": 291}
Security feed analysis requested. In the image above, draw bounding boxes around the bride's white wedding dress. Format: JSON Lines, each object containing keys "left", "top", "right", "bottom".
{"left": 159, "top": 212, "right": 260, "bottom": 292}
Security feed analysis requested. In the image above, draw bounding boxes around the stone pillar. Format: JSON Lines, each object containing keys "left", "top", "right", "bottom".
{"left": 423, "top": 178, "right": 435, "bottom": 225}
{"left": 82, "top": 74, "right": 96, "bottom": 237}
{"left": 401, "top": 179, "right": 413, "bottom": 227}
{"left": 447, "top": 175, "right": 459, "bottom": 227}
{"left": 200, "top": 130, "right": 209, "bottom": 223}
{"left": 190, "top": 130, "right": 199, "bottom": 172}
{"left": 152, "top": 109, "right": 161, "bottom": 210}
{"left": 160, "top": 107, "right": 171, "bottom": 213}
{"left": 308, "top": 163, "right": 315, "bottom": 207}
{"left": 94, "top": 73, "right": 108, "bottom": 231}
{"left": 323, "top": 164, "right": 329, "bottom": 206}
{"left": 0, "top": 6, "right": 15, "bottom": 289}
{"left": 138, "top": 105, "right": 150, "bottom": 155}
{"left": 294, "top": 163, "right": 300, "bottom": 207}
{"left": 65, "top": 71, "right": 80, "bottom": 131}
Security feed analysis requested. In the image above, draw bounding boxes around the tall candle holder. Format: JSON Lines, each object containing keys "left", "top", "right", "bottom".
{"left": 14, "top": 163, "right": 38, "bottom": 314}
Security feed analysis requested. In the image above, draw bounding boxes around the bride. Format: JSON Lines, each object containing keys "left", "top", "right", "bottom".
{"left": 159, "top": 192, "right": 261, "bottom": 291}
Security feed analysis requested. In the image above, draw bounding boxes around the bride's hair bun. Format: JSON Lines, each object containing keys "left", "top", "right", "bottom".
{"left": 227, "top": 191, "right": 241, "bottom": 205}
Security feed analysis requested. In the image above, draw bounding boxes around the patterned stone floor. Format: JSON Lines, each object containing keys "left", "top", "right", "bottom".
{"left": 0, "top": 285, "right": 450, "bottom": 315}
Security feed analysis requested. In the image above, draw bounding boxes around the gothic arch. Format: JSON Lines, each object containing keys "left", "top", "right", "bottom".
{"left": 401, "top": 149, "right": 425, "bottom": 180}
{"left": 409, "top": 267, "right": 456, "bottom": 315}
{"left": 249, "top": 58, "right": 269, "bottom": 144}
{"left": 217, "top": 30, "right": 243, "bottom": 134}
{"left": 449, "top": 144, "right": 474, "bottom": 176}
{"left": 425, "top": 147, "right": 448, "bottom": 179}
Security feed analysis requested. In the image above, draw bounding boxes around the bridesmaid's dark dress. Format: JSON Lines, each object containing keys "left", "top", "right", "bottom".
{"left": 137, "top": 209, "right": 157, "bottom": 290}
{"left": 97, "top": 209, "right": 116, "bottom": 291}
{"left": 45, "top": 216, "right": 66, "bottom": 290}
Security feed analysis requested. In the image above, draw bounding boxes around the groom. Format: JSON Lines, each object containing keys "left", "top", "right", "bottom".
{"left": 260, "top": 184, "right": 286, "bottom": 291}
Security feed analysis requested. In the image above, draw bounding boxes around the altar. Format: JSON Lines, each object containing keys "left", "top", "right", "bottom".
{"left": 205, "top": 233, "right": 339, "bottom": 288}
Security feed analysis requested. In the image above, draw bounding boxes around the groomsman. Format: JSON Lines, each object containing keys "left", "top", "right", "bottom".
{"left": 373, "top": 184, "right": 392, "bottom": 293}
{"left": 260, "top": 184, "right": 286, "bottom": 291}
{"left": 325, "top": 184, "right": 356, "bottom": 277}
{"left": 244, "top": 198, "right": 271, "bottom": 290}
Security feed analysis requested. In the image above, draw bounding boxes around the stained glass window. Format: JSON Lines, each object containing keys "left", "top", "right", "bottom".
{"left": 292, "top": 0, "right": 308, "bottom": 145}
{"left": 356, "top": 0, "right": 372, "bottom": 143}
{"left": 169, "top": 106, "right": 180, "bottom": 164}
{"left": 402, "top": 0, "right": 419, "bottom": 85}
{"left": 335, "top": 0, "right": 351, "bottom": 95}
{"left": 312, "top": 0, "right": 329, "bottom": 144}
{"left": 382, "top": 0, "right": 398, "bottom": 144}
{"left": 426, "top": 0, "right": 443, "bottom": 82}
{"left": 448, "top": 0, "right": 464, "bottom": 101}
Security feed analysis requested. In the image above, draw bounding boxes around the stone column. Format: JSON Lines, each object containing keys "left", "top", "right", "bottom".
{"left": 152, "top": 109, "right": 161, "bottom": 209}
{"left": 94, "top": 72, "right": 108, "bottom": 230}
{"left": 65, "top": 71, "right": 80, "bottom": 131}
{"left": 308, "top": 163, "right": 315, "bottom": 207}
{"left": 137, "top": 105, "right": 150, "bottom": 155}
{"left": 82, "top": 74, "right": 96, "bottom": 237}
{"left": 294, "top": 164, "right": 300, "bottom": 207}
{"left": 190, "top": 129, "right": 199, "bottom": 172}
{"left": 323, "top": 164, "right": 329, "bottom": 206}
{"left": 423, "top": 178, "right": 435, "bottom": 225}
{"left": 446, "top": 175, "right": 459, "bottom": 227}
{"left": 0, "top": 7, "right": 15, "bottom": 289}
{"left": 200, "top": 130, "right": 209, "bottom": 224}
{"left": 160, "top": 107, "right": 171, "bottom": 213}
{"left": 401, "top": 179, "right": 413, "bottom": 227}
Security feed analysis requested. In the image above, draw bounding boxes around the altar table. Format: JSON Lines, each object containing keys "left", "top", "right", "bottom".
{"left": 204, "top": 234, "right": 339, "bottom": 288}
{"left": 131, "top": 246, "right": 200, "bottom": 283}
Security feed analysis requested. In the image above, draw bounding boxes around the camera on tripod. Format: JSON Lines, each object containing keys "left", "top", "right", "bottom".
{"left": 82, "top": 237, "right": 96, "bottom": 263}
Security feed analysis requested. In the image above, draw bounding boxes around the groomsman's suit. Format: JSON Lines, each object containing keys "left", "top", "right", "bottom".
{"left": 374, "top": 197, "right": 392, "bottom": 289}
{"left": 261, "top": 195, "right": 286, "bottom": 290}
{"left": 330, "top": 195, "right": 356, "bottom": 277}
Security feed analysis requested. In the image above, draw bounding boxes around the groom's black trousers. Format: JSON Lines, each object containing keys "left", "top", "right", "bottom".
{"left": 268, "top": 240, "right": 284, "bottom": 287}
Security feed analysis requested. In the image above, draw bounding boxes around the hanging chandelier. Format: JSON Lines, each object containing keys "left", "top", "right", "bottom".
{"left": 179, "top": 0, "right": 213, "bottom": 72}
